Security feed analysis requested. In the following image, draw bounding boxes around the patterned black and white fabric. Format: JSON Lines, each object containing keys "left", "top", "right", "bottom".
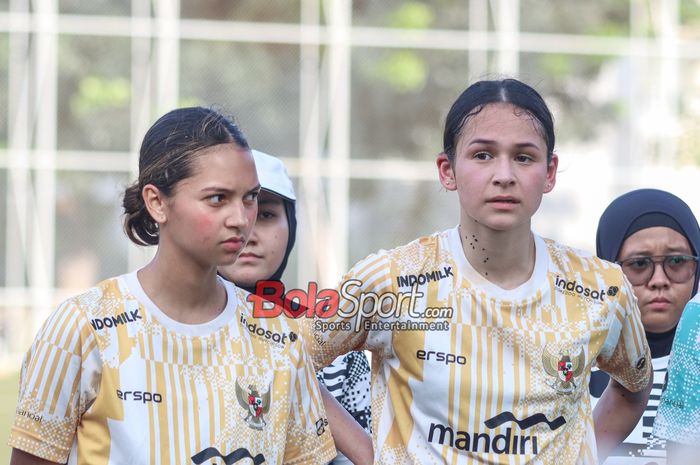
{"left": 317, "top": 351, "right": 372, "bottom": 465}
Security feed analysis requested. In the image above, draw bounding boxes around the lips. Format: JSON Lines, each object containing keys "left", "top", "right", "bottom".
{"left": 222, "top": 237, "right": 245, "bottom": 252}
{"left": 236, "top": 251, "right": 262, "bottom": 261}
{"left": 486, "top": 196, "right": 520, "bottom": 210}
{"left": 646, "top": 297, "right": 672, "bottom": 311}
{"left": 487, "top": 196, "right": 519, "bottom": 203}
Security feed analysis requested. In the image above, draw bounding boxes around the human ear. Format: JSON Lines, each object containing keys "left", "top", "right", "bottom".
{"left": 543, "top": 152, "right": 559, "bottom": 193}
{"left": 437, "top": 153, "right": 457, "bottom": 191}
{"left": 142, "top": 184, "right": 167, "bottom": 224}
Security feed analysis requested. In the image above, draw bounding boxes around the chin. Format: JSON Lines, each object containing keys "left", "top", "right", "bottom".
{"left": 468, "top": 213, "right": 529, "bottom": 231}
{"left": 642, "top": 316, "right": 678, "bottom": 334}
{"left": 218, "top": 256, "right": 238, "bottom": 268}
{"left": 481, "top": 219, "right": 525, "bottom": 232}
{"left": 231, "top": 272, "right": 257, "bottom": 286}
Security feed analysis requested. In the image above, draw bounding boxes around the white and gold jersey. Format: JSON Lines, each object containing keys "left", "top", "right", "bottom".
{"left": 9, "top": 272, "right": 335, "bottom": 465}
{"left": 311, "top": 227, "right": 650, "bottom": 465}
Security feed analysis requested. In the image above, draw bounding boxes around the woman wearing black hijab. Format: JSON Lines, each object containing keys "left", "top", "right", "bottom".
{"left": 591, "top": 188, "right": 700, "bottom": 464}
{"left": 219, "top": 150, "right": 372, "bottom": 465}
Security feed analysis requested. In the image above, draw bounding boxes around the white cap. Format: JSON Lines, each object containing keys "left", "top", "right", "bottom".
{"left": 252, "top": 150, "right": 296, "bottom": 201}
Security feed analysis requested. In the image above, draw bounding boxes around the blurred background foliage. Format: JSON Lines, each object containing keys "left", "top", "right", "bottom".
{"left": 1, "top": 0, "right": 699, "bottom": 291}
{"left": 58, "top": 35, "right": 131, "bottom": 151}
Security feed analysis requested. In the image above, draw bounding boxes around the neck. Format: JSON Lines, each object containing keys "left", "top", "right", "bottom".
{"left": 646, "top": 326, "right": 677, "bottom": 339}
{"left": 459, "top": 219, "right": 536, "bottom": 290}
{"left": 137, "top": 247, "right": 226, "bottom": 324}
{"left": 645, "top": 326, "right": 677, "bottom": 358}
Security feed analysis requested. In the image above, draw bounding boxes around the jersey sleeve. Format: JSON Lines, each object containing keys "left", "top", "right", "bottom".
{"left": 595, "top": 276, "right": 651, "bottom": 393}
{"left": 283, "top": 335, "right": 337, "bottom": 465}
{"left": 310, "top": 252, "right": 395, "bottom": 371}
{"left": 8, "top": 297, "right": 101, "bottom": 463}
{"left": 653, "top": 299, "right": 700, "bottom": 446}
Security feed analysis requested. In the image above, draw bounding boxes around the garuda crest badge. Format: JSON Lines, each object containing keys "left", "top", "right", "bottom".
{"left": 235, "top": 380, "right": 271, "bottom": 430}
{"left": 542, "top": 344, "right": 586, "bottom": 395}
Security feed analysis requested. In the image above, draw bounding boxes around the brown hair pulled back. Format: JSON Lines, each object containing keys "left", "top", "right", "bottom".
{"left": 122, "top": 107, "right": 249, "bottom": 246}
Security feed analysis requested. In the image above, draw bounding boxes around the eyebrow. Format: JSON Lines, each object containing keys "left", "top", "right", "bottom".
{"left": 467, "top": 139, "right": 541, "bottom": 150}
{"left": 621, "top": 246, "right": 693, "bottom": 258}
{"left": 258, "top": 197, "right": 283, "bottom": 205}
{"left": 201, "top": 184, "right": 261, "bottom": 195}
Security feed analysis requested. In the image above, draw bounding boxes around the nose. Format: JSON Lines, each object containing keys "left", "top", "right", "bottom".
{"left": 647, "top": 261, "right": 670, "bottom": 289}
{"left": 225, "top": 200, "right": 254, "bottom": 231}
{"left": 246, "top": 227, "right": 259, "bottom": 245}
{"left": 492, "top": 157, "right": 516, "bottom": 186}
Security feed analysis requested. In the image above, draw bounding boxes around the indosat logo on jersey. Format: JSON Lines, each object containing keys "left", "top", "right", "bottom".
{"left": 554, "top": 276, "right": 618, "bottom": 303}
{"left": 239, "top": 314, "right": 298, "bottom": 346}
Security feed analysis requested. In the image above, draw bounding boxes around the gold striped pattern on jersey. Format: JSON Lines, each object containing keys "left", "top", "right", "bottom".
{"left": 312, "top": 228, "right": 650, "bottom": 465}
{"left": 10, "top": 274, "right": 335, "bottom": 465}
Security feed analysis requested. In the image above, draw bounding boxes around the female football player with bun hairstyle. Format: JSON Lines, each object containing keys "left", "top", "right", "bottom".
{"left": 9, "top": 107, "right": 335, "bottom": 465}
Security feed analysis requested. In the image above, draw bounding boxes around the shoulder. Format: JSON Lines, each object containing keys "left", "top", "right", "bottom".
{"left": 337, "top": 230, "right": 455, "bottom": 298}
{"left": 541, "top": 237, "right": 633, "bottom": 309}
{"left": 53, "top": 276, "right": 125, "bottom": 322}
{"left": 542, "top": 237, "right": 625, "bottom": 280}
{"left": 73, "top": 274, "right": 128, "bottom": 305}
{"left": 542, "top": 237, "right": 607, "bottom": 269}
{"left": 384, "top": 229, "right": 450, "bottom": 258}
{"left": 70, "top": 275, "right": 122, "bottom": 301}
{"left": 29, "top": 278, "right": 125, "bottom": 356}
{"left": 352, "top": 228, "right": 453, "bottom": 274}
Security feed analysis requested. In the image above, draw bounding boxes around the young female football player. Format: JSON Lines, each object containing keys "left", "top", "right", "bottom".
{"left": 9, "top": 107, "right": 335, "bottom": 465}
{"left": 310, "top": 78, "right": 652, "bottom": 464}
